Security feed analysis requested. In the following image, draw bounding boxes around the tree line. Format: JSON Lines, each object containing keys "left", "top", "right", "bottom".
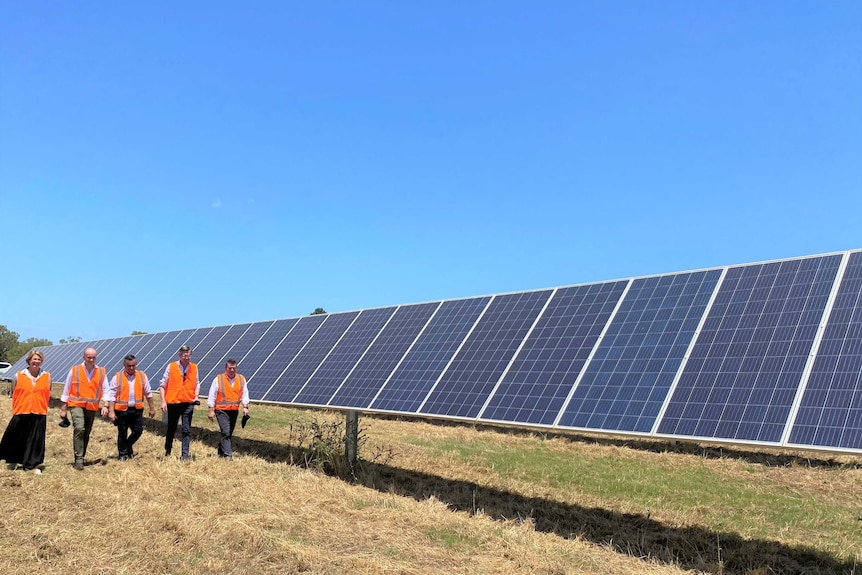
{"left": 1, "top": 307, "right": 328, "bottom": 364}
{"left": 0, "top": 325, "right": 80, "bottom": 363}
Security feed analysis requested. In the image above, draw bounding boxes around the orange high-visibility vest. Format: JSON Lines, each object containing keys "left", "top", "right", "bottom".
{"left": 12, "top": 369, "right": 52, "bottom": 415}
{"left": 163, "top": 362, "right": 198, "bottom": 404}
{"left": 214, "top": 373, "right": 246, "bottom": 410}
{"left": 113, "top": 370, "right": 146, "bottom": 411}
{"left": 68, "top": 364, "right": 105, "bottom": 410}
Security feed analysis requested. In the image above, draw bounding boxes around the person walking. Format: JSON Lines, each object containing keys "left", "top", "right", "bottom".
{"left": 59, "top": 347, "right": 107, "bottom": 470}
{"left": 0, "top": 350, "right": 51, "bottom": 474}
{"left": 207, "top": 359, "right": 250, "bottom": 459}
{"left": 103, "top": 354, "right": 156, "bottom": 460}
{"left": 159, "top": 344, "right": 199, "bottom": 460}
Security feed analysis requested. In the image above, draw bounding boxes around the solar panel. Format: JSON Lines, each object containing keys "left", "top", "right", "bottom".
{"left": 238, "top": 318, "right": 303, "bottom": 399}
{"left": 292, "top": 307, "right": 398, "bottom": 406}
{"left": 658, "top": 254, "right": 842, "bottom": 444}
{"left": 242, "top": 316, "right": 315, "bottom": 401}
{"left": 7, "top": 249, "right": 862, "bottom": 454}
{"left": 196, "top": 323, "right": 254, "bottom": 387}
{"left": 203, "top": 320, "right": 275, "bottom": 387}
{"left": 369, "top": 297, "right": 491, "bottom": 413}
{"left": 329, "top": 302, "right": 441, "bottom": 409}
{"left": 261, "top": 312, "right": 359, "bottom": 403}
{"left": 479, "top": 280, "right": 628, "bottom": 427}
{"left": 419, "top": 290, "right": 554, "bottom": 419}
{"left": 556, "top": 269, "right": 722, "bottom": 434}
{"left": 789, "top": 252, "right": 862, "bottom": 450}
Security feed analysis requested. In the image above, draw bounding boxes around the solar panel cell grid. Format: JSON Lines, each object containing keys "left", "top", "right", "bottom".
{"left": 293, "top": 307, "right": 397, "bottom": 406}
{"left": 479, "top": 281, "right": 627, "bottom": 426}
{"left": 240, "top": 316, "right": 321, "bottom": 400}
{"left": 370, "top": 297, "right": 491, "bottom": 413}
{"left": 658, "top": 255, "right": 842, "bottom": 443}
{"left": 420, "top": 290, "right": 553, "bottom": 419}
{"left": 329, "top": 302, "right": 440, "bottom": 409}
{"left": 261, "top": 312, "right": 358, "bottom": 403}
{"left": 557, "top": 269, "right": 721, "bottom": 434}
{"left": 790, "top": 251, "right": 862, "bottom": 450}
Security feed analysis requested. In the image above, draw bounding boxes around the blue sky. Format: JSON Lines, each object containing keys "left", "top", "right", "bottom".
{"left": 1, "top": 1, "right": 860, "bottom": 344}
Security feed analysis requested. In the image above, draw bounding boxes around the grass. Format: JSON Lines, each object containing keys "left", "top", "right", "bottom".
{"left": 0, "top": 384, "right": 860, "bottom": 574}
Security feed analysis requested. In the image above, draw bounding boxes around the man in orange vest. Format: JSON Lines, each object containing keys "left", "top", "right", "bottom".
{"left": 207, "top": 359, "right": 250, "bottom": 459}
{"left": 103, "top": 354, "right": 156, "bottom": 460}
{"left": 59, "top": 347, "right": 108, "bottom": 471}
{"left": 159, "top": 344, "right": 199, "bottom": 460}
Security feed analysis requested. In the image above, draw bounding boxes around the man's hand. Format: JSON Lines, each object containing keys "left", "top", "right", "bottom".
{"left": 208, "top": 408, "right": 215, "bottom": 421}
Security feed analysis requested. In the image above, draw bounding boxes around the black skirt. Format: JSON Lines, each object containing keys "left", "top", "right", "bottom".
{"left": 0, "top": 414, "right": 47, "bottom": 469}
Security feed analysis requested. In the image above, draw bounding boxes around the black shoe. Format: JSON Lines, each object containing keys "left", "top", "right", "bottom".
{"left": 73, "top": 461, "right": 84, "bottom": 471}
{"left": 119, "top": 455, "right": 128, "bottom": 461}
{"left": 164, "top": 450, "right": 171, "bottom": 457}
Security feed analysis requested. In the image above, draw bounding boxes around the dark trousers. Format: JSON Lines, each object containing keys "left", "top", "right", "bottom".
{"left": 215, "top": 409, "right": 239, "bottom": 458}
{"left": 116, "top": 407, "right": 144, "bottom": 457}
{"left": 165, "top": 402, "right": 194, "bottom": 458}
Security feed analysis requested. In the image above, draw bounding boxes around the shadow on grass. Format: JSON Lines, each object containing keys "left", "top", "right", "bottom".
{"left": 164, "top": 420, "right": 858, "bottom": 575}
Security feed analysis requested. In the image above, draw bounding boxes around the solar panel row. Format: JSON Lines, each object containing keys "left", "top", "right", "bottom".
{"left": 5, "top": 250, "right": 861, "bottom": 454}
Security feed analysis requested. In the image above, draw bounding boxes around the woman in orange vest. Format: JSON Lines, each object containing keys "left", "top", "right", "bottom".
{"left": 0, "top": 350, "right": 51, "bottom": 474}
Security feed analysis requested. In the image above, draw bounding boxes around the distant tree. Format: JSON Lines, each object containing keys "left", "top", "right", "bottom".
{"left": 59, "top": 336, "right": 82, "bottom": 344}
{"left": 7, "top": 337, "right": 53, "bottom": 363}
{"left": 0, "top": 325, "right": 20, "bottom": 362}
{"left": 311, "top": 307, "right": 327, "bottom": 315}
{"left": 131, "top": 331, "right": 148, "bottom": 336}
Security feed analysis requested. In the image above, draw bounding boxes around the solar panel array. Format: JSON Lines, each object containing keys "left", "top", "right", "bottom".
{"left": 5, "top": 250, "right": 862, "bottom": 455}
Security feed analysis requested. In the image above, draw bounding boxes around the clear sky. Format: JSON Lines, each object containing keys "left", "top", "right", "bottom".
{"left": 1, "top": 1, "right": 860, "bottom": 344}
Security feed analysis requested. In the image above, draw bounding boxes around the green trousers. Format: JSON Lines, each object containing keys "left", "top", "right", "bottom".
{"left": 69, "top": 407, "right": 97, "bottom": 462}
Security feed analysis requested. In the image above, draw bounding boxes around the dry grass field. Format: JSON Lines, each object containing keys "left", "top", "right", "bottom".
{"left": 0, "top": 385, "right": 859, "bottom": 575}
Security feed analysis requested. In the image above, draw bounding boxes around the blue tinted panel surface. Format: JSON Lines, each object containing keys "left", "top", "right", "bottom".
{"left": 98, "top": 337, "right": 137, "bottom": 373}
{"left": 481, "top": 281, "right": 627, "bottom": 426}
{"left": 330, "top": 302, "right": 440, "bottom": 409}
{"left": 264, "top": 312, "right": 359, "bottom": 403}
{"left": 790, "top": 252, "right": 862, "bottom": 450}
{"left": 558, "top": 270, "right": 721, "bottom": 433}
{"left": 132, "top": 332, "right": 173, "bottom": 369}
{"left": 203, "top": 321, "right": 274, "bottom": 388}
{"left": 196, "top": 323, "right": 254, "bottom": 385}
{"left": 45, "top": 343, "right": 87, "bottom": 375}
{"left": 92, "top": 338, "right": 127, "bottom": 373}
{"left": 371, "top": 297, "right": 491, "bottom": 413}
{"left": 188, "top": 325, "right": 232, "bottom": 370}
{"left": 237, "top": 319, "right": 300, "bottom": 399}
{"left": 420, "top": 290, "right": 553, "bottom": 419}
{"left": 246, "top": 316, "right": 323, "bottom": 400}
{"left": 57, "top": 340, "right": 110, "bottom": 379}
{"left": 293, "top": 307, "right": 397, "bottom": 406}
{"left": 659, "top": 255, "right": 841, "bottom": 442}
{"left": 137, "top": 331, "right": 186, "bottom": 373}
{"left": 151, "top": 327, "right": 215, "bottom": 381}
